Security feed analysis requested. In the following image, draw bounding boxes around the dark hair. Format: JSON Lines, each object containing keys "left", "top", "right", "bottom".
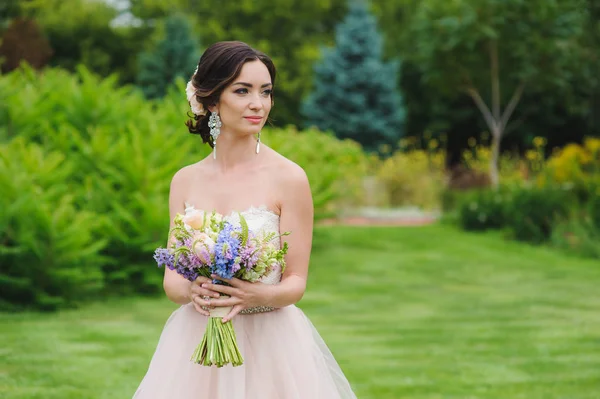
{"left": 185, "top": 41, "right": 276, "bottom": 147}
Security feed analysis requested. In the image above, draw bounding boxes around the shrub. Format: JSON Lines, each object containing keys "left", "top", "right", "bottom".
{"left": 456, "top": 187, "right": 511, "bottom": 231}
{"left": 550, "top": 218, "right": 600, "bottom": 259}
{"left": 505, "top": 184, "right": 576, "bottom": 244}
{"left": 0, "top": 138, "right": 107, "bottom": 310}
{"left": 376, "top": 147, "right": 446, "bottom": 210}
{"left": 0, "top": 65, "right": 372, "bottom": 308}
{"left": 263, "top": 126, "right": 370, "bottom": 219}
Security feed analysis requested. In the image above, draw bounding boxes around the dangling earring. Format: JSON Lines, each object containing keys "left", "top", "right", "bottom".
{"left": 208, "top": 111, "right": 221, "bottom": 159}
{"left": 256, "top": 131, "right": 261, "bottom": 154}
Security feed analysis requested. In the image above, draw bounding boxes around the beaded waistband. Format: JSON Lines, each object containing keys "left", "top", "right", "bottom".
{"left": 239, "top": 306, "right": 277, "bottom": 315}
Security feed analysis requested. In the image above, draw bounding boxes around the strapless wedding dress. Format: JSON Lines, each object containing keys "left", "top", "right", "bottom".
{"left": 133, "top": 206, "right": 357, "bottom": 399}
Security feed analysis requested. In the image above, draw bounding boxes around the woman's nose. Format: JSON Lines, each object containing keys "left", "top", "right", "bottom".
{"left": 248, "top": 98, "right": 263, "bottom": 110}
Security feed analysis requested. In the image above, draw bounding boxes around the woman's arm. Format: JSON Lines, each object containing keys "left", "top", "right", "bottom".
{"left": 264, "top": 164, "right": 314, "bottom": 308}
{"left": 162, "top": 168, "right": 193, "bottom": 305}
{"left": 162, "top": 168, "right": 218, "bottom": 312}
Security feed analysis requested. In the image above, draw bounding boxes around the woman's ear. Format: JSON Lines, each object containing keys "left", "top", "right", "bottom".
{"left": 207, "top": 104, "right": 218, "bottom": 114}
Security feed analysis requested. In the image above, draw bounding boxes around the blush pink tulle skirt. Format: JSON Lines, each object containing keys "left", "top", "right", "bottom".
{"left": 133, "top": 303, "right": 357, "bottom": 398}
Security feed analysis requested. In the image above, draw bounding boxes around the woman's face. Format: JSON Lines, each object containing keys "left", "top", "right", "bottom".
{"left": 216, "top": 60, "right": 273, "bottom": 137}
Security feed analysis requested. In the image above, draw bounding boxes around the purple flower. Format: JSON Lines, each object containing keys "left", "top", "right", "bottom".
{"left": 154, "top": 236, "right": 210, "bottom": 282}
{"left": 153, "top": 248, "right": 174, "bottom": 270}
{"left": 239, "top": 239, "right": 259, "bottom": 270}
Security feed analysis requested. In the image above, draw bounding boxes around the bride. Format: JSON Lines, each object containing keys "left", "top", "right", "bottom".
{"left": 133, "top": 41, "right": 357, "bottom": 398}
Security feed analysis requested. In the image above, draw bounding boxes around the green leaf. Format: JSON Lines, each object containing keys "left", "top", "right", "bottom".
{"left": 238, "top": 213, "right": 249, "bottom": 247}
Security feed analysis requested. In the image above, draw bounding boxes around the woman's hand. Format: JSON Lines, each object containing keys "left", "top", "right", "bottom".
{"left": 189, "top": 276, "right": 221, "bottom": 316}
{"left": 201, "top": 274, "right": 273, "bottom": 322}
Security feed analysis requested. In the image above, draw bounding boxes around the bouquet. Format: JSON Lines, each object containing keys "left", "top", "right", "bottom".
{"left": 153, "top": 207, "right": 289, "bottom": 367}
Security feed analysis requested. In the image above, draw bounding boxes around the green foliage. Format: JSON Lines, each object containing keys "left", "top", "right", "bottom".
{"left": 263, "top": 126, "right": 370, "bottom": 220}
{"left": 550, "top": 217, "right": 600, "bottom": 260}
{"left": 456, "top": 188, "right": 510, "bottom": 231}
{"left": 0, "top": 65, "right": 369, "bottom": 309}
{"left": 238, "top": 214, "right": 249, "bottom": 247}
{"left": 301, "top": 0, "right": 405, "bottom": 152}
{"left": 136, "top": 13, "right": 198, "bottom": 99}
{"left": 456, "top": 184, "right": 577, "bottom": 244}
{"left": 517, "top": 185, "right": 573, "bottom": 243}
{"left": 0, "top": 138, "right": 107, "bottom": 311}
{"left": 376, "top": 143, "right": 446, "bottom": 209}
{"left": 0, "top": 0, "right": 21, "bottom": 26}
{"left": 410, "top": 0, "right": 587, "bottom": 96}
{"left": 5, "top": 0, "right": 599, "bottom": 146}
{"left": 588, "top": 190, "right": 600, "bottom": 231}
{"left": 408, "top": 0, "right": 591, "bottom": 186}
{"left": 130, "top": 0, "right": 349, "bottom": 127}
{"left": 3, "top": 0, "right": 151, "bottom": 84}
{"left": 0, "top": 65, "right": 204, "bottom": 305}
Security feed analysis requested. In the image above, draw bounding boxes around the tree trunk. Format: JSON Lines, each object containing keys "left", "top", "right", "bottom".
{"left": 464, "top": 40, "right": 525, "bottom": 188}
{"left": 466, "top": 82, "right": 525, "bottom": 188}
{"left": 490, "top": 130, "right": 501, "bottom": 188}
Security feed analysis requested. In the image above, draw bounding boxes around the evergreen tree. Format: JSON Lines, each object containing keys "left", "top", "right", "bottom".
{"left": 137, "top": 13, "right": 198, "bottom": 99}
{"left": 301, "top": 0, "right": 405, "bottom": 152}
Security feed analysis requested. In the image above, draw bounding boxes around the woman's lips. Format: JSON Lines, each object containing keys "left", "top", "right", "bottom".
{"left": 244, "top": 117, "right": 263, "bottom": 124}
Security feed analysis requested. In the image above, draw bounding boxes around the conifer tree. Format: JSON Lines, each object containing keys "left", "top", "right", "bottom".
{"left": 137, "top": 13, "right": 198, "bottom": 99}
{"left": 301, "top": 0, "right": 405, "bottom": 151}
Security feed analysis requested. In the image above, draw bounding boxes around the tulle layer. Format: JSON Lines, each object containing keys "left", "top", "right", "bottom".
{"left": 133, "top": 303, "right": 357, "bottom": 399}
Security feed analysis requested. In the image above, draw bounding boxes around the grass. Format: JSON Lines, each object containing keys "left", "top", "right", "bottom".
{"left": 2, "top": 224, "right": 600, "bottom": 398}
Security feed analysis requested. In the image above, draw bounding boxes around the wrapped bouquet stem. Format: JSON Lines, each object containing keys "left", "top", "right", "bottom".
{"left": 154, "top": 207, "right": 288, "bottom": 367}
{"left": 191, "top": 295, "right": 243, "bottom": 367}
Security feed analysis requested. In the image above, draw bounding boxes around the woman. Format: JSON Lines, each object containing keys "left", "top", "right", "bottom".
{"left": 133, "top": 41, "right": 357, "bottom": 398}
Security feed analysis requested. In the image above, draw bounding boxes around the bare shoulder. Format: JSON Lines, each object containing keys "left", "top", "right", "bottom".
{"left": 268, "top": 149, "right": 310, "bottom": 190}
{"left": 264, "top": 149, "right": 312, "bottom": 218}
{"left": 267, "top": 150, "right": 314, "bottom": 243}
{"left": 170, "top": 163, "right": 194, "bottom": 187}
{"left": 169, "top": 161, "right": 205, "bottom": 196}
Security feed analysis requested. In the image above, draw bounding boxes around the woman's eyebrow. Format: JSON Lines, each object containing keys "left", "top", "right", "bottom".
{"left": 232, "top": 82, "right": 273, "bottom": 88}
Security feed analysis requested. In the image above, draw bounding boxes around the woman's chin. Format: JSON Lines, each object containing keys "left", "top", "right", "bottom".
{"left": 239, "top": 127, "right": 263, "bottom": 136}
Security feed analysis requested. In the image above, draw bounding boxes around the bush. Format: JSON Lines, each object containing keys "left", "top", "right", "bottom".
{"left": 375, "top": 146, "right": 446, "bottom": 210}
{"left": 0, "top": 65, "right": 371, "bottom": 309}
{"left": 0, "top": 65, "right": 203, "bottom": 298}
{"left": 456, "top": 187, "right": 511, "bottom": 231}
{"left": 540, "top": 138, "right": 600, "bottom": 202}
{"left": 448, "top": 136, "right": 598, "bottom": 257}
{"left": 587, "top": 188, "right": 600, "bottom": 231}
{"left": 0, "top": 138, "right": 107, "bottom": 310}
{"left": 505, "top": 184, "right": 576, "bottom": 244}
{"left": 550, "top": 218, "right": 600, "bottom": 259}
{"left": 454, "top": 182, "right": 582, "bottom": 245}
{"left": 264, "top": 126, "right": 370, "bottom": 219}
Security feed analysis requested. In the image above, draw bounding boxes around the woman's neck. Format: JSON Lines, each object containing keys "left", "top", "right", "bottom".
{"left": 211, "top": 131, "right": 259, "bottom": 172}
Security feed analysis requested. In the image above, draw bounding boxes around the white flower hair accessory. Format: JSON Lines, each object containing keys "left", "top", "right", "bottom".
{"left": 186, "top": 67, "right": 206, "bottom": 116}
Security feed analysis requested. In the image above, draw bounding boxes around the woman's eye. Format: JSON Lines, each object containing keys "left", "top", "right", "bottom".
{"left": 234, "top": 88, "right": 248, "bottom": 94}
{"left": 262, "top": 89, "right": 273, "bottom": 96}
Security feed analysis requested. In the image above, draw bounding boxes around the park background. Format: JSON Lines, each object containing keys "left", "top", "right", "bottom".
{"left": 1, "top": 0, "right": 599, "bottom": 398}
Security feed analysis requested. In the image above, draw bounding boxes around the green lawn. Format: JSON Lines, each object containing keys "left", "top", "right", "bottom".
{"left": 2, "top": 224, "right": 600, "bottom": 399}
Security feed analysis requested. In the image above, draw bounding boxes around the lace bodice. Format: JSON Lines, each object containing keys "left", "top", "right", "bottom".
{"left": 184, "top": 204, "right": 282, "bottom": 285}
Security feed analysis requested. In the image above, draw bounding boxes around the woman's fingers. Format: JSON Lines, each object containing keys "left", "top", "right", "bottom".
{"left": 191, "top": 280, "right": 220, "bottom": 298}
{"left": 222, "top": 305, "right": 244, "bottom": 323}
{"left": 191, "top": 299, "right": 210, "bottom": 316}
{"left": 211, "top": 274, "right": 244, "bottom": 288}
{"left": 207, "top": 296, "right": 240, "bottom": 308}
{"left": 194, "top": 276, "right": 213, "bottom": 286}
{"left": 190, "top": 292, "right": 217, "bottom": 309}
{"left": 191, "top": 285, "right": 220, "bottom": 298}
{"left": 201, "top": 282, "right": 239, "bottom": 297}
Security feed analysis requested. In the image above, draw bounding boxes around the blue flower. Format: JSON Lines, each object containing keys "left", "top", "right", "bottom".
{"left": 213, "top": 222, "right": 241, "bottom": 279}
